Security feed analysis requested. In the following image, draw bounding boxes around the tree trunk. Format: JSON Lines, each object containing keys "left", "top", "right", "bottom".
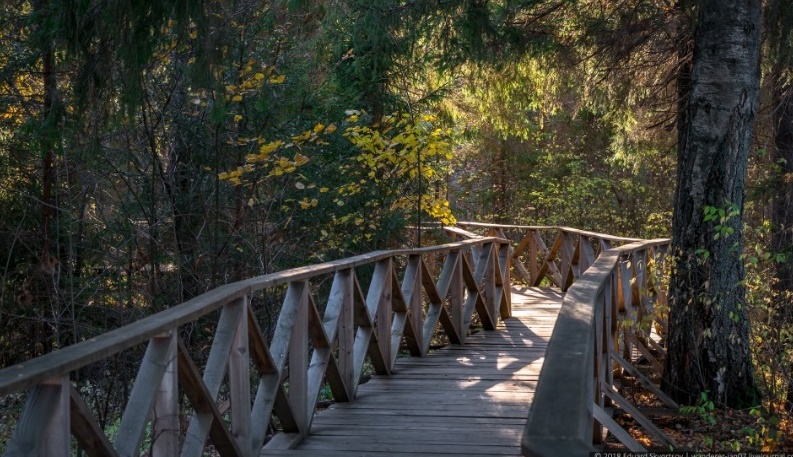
{"left": 662, "top": 0, "right": 761, "bottom": 407}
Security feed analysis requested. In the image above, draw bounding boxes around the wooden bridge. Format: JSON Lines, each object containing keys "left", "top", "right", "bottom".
{"left": 0, "top": 223, "right": 676, "bottom": 457}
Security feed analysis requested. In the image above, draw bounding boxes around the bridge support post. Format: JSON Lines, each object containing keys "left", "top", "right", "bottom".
{"left": 41, "top": 376, "right": 70, "bottom": 457}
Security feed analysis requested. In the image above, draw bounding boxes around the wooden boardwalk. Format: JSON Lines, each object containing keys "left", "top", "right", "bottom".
{"left": 262, "top": 287, "right": 563, "bottom": 457}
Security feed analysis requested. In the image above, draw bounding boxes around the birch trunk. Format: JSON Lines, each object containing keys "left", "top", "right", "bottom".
{"left": 662, "top": 0, "right": 761, "bottom": 407}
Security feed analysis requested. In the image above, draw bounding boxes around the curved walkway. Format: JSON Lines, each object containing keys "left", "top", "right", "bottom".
{"left": 261, "top": 287, "right": 562, "bottom": 457}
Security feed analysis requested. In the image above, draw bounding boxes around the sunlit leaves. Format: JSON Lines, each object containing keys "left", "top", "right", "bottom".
{"left": 340, "top": 111, "right": 457, "bottom": 225}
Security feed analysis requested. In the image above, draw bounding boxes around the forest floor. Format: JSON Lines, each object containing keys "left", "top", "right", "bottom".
{"left": 606, "top": 370, "right": 793, "bottom": 453}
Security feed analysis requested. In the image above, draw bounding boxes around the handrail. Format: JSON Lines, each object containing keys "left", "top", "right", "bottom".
{"left": 0, "top": 236, "right": 512, "bottom": 456}
{"left": 522, "top": 238, "right": 670, "bottom": 456}
{"left": 450, "top": 224, "right": 673, "bottom": 455}
{"left": 457, "top": 221, "right": 644, "bottom": 244}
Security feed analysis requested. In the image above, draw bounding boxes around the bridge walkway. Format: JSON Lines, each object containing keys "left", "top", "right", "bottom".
{"left": 263, "top": 287, "right": 562, "bottom": 457}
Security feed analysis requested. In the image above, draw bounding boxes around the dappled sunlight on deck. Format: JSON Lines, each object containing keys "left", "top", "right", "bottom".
{"left": 261, "top": 287, "right": 561, "bottom": 457}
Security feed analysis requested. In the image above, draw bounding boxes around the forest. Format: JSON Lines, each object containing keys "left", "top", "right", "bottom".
{"left": 0, "top": 0, "right": 792, "bottom": 452}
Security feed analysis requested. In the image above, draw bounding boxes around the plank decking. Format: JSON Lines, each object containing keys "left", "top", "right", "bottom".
{"left": 261, "top": 287, "right": 563, "bottom": 457}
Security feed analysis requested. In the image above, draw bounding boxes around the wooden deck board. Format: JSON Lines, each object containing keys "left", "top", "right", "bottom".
{"left": 260, "top": 287, "right": 562, "bottom": 456}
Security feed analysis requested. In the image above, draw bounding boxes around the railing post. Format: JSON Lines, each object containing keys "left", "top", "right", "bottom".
{"left": 498, "top": 241, "right": 512, "bottom": 319}
{"left": 450, "top": 250, "right": 465, "bottom": 341}
{"left": 476, "top": 241, "right": 494, "bottom": 319}
{"left": 403, "top": 255, "right": 424, "bottom": 356}
{"left": 560, "top": 232, "right": 577, "bottom": 291}
{"left": 117, "top": 332, "right": 178, "bottom": 456}
{"left": 41, "top": 376, "right": 70, "bottom": 457}
{"left": 289, "top": 280, "right": 309, "bottom": 435}
{"left": 152, "top": 331, "right": 178, "bottom": 457}
{"left": 528, "top": 230, "right": 538, "bottom": 284}
{"left": 337, "top": 269, "right": 356, "bottom": 400}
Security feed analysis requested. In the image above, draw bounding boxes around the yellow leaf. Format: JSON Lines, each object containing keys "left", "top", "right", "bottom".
{"left": 325, "top": 124, "right": 337, "bottom": 134}
{"left": 320, "top": 187, "right": 329, "bottom": 193}
{"left": 233, "top": 114, "right": 243, "bottom": 122}
{"left": 314, "top": 123, "right": 325, "bottom": 133}
{"left": 293, "top": 153, "right": 309, "bottom": 165}
{"left": 254, "top": 73, "right": 265, "bottom": 80}
{"left": 232, "top": 95, "right": 243, "bottom": 102}
{"left": 269, "top": 74, "right": 285, "bottom": 84}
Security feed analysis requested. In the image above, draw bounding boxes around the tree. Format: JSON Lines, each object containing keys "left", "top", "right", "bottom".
{"left": 662, "top": 0, "right": 761, "bottom": 407}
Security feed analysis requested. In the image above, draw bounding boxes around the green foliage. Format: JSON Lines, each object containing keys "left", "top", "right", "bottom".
{"left": 703, "top": 203, "right": 739, "bottom": 240}
{"left": 680, "top": 391, "right": 716, "bottom": 425}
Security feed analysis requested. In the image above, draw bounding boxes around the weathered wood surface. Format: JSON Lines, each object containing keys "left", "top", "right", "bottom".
{"left": 259, "top": 287, "right": 562, "bottom": 457}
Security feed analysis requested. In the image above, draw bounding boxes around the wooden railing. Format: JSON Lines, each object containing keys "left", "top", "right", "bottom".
{"left": 0, "top": 236, "right": 512, "bottom": 457}
{"left": 455, "top": 223, "right": 675, "bottom": 456}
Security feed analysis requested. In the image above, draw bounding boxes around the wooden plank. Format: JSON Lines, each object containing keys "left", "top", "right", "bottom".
{"left": 498, "top": 243, "right": 512, "bottom": 319}
{"left": 289, "top": 281, "right": 310, "bottom": 435}
{"left": 229, "top": 297, "right": 252, "bottom": 454}
{"left": 305, "top": 292, "right": 336, "bottom": 424}
{"left": 248, "top": 301, "right": 298, "bottom": 451}
{"left": 182, "top": 299, "right": 244, "bottom": 457}
{"left": 116, "top": 334, "right": 174, "bottom": 457}
{"left": 579, "top": 236, "right": 596, "bottom": 275}
{"left": 69, "top": 385, "right": 120, "bottom": 457}
{"left": 625, "top": 332, "right": 664, "bottom": 376}
{"left": 247, "top": 305, "right": 277, "bottom": 375}
{"left": 601, "top": 380, "right": 676, "bottom": 449}
{"left": 450, "top": 251, "right": 465, "bottom": 341}
{"left": 373, "top": 260, "right": 393, "bottom": 374}
{"left": 434, "top": 250, "right": 459, "bottom": 299}
{"left": 420, "top": 258, "right": 443, "bottom": 307}
{"left": 401, "top": 256, "right": 424, "bottom": 356}
{"left": 532, "top": 231, "right": 562, "bottom": 287}
{"left": 336, "top": 269, "right": 355, "bottom": 400}
{"left": 39, "top": 376, "right": 70, "bottom": 457}
{"left": 559, "top": 231, "right": 577, "bottom": 291}
{"left": 610, "top": 351, "right": 678, "bottom": 409}
{"left": 593, "top": 403, "right": 647, "bottom": 452}
{"left": 152, "top": 332, "right": 179, "bottom": 456}
{"left": 5, "top": 381, "right": 63, "bottom": 457}
{"left": 461, "top": 254, "right": 493, "bottom": 331}
{"left": 177, "top": 340, "right": 245, "bottom": 457}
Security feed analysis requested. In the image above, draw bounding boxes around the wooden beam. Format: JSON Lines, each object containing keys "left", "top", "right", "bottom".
{"left": 181, "top": 299, "right": 244, "bottom": 457}
{"left": 177, "top": 340, "right": 245, "bottom": 457}
{"left": 116, "top": 334, "right": 174, "bottom": 457}
{"left": 69, "top": 385, "right": 120, "bottom": 457}
{"left": 5, "top": 379, "right": 64, "bottom": 457}
{"left": 593, "top": 403, "right": 647, "bottom": 452}
{"left": 600, "top": 380, "right": 676, "bottom": 449}
{"left": 229, "top": 297, "right": 252, "bottom": 454}
{"left": 610, "top": 351, "right": 678, "bottom": 409}
{"left": 152, "top": 332, "right": 179, "bottom": 457}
